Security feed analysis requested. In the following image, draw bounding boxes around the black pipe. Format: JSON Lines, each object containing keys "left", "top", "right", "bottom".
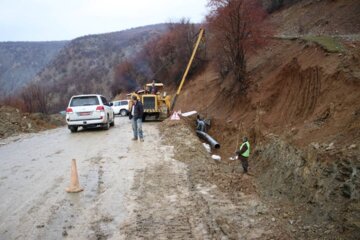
{"left": 196, "top": 130, "right": 220, "bottom": 149}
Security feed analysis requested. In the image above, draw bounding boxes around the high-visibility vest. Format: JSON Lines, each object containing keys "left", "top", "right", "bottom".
{"left": 239, "top": 141, "right": 250, "bottom": 157}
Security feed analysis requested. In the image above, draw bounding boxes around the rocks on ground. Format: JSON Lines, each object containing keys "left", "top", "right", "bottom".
{"left": 0, "top": 106, "right": 65, "bottom": 139}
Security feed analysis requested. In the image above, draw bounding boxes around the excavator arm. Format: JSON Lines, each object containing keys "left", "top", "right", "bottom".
{"left": 170, "top": 28, "right": 205, "bottom": 112}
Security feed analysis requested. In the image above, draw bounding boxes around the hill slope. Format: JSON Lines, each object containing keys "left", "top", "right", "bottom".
{"left": 0, "top": 41, "right": 67, "bottom": 95}
{"left": 33, "top": 24, "right": 168, "bottom": 112}
{"left": 175, "top": 0, "right": 360, "bottom": 238}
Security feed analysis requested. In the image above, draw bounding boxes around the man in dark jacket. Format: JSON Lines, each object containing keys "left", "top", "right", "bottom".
{"left": 130, "top": 95, "right": 144, "bottom": 142}
{"left": 236, "top": 137, "right": 250, "bottom": 174}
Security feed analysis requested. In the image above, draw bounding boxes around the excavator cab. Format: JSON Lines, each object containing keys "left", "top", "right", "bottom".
{"left": 129, "top": 82, "right": 171, "bottom": 121}
{"left": 145, "top": 83, "right": 164, "bottom": 95}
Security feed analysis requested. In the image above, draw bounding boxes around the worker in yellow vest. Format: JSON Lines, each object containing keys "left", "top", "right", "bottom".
{"left": 236, "top": 137, "right": 250, "bottom": 174}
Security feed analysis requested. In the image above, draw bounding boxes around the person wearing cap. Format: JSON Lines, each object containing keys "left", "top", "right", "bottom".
{"left": 129, "top": 95, "right": 144, "bottom": 142}
{"left": 236, "top": 137, "right": 251, "bottom": 174}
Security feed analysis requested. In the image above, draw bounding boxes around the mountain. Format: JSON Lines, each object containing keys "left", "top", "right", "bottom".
{"left": 33, "top": 24, "right": 168, "bottom": 111}
{"left": 0, "top": 41, "right": 67, "bottom": 95}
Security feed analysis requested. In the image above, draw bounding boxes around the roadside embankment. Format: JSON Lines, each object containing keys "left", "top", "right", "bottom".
{"left": 0, "top": 106, "right": 65, "bottom": 139}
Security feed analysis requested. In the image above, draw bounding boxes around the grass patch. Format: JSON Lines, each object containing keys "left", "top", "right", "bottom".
{"left": 302, "top": 35, "right": 345, "bottom": 53}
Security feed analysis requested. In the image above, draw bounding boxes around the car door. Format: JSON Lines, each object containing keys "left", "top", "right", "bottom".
{"left": 114, "top": 101, "right": 121, "bottom": 114}
{"left": 101, "top": 96, "right": 113, "bottom": 121}
{"left": 120, "top": 100, "right": 128, "bottom": 112}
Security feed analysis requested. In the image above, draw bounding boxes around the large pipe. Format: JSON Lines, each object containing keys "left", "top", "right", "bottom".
{"left": 196, "top": 130, "right": 220, "bottom": 149}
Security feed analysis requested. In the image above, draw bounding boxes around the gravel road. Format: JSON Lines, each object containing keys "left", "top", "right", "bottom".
{"left": 0, "top": 117, "right": 162, "bottom": 239}
{"left": 0, "top": 117, "right": 287, "bottom": 239}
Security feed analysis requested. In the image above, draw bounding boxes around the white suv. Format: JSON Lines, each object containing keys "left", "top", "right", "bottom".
{"left": 66, "top": 94, "right": 115, "bottom": 132}
{"left": 111, "top": 99, "right": 130, "bottom": 116}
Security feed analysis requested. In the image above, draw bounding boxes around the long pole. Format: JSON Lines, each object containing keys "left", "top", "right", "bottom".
{"left": 170, "top": 28, "right": 205, "bottom": 111}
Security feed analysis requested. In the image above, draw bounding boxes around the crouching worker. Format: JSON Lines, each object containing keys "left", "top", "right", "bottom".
{"left": 236, "top": 137, "right": 250, "bottom": 174}
{"left": 129, "top": 95, "right": 144, "bottom": 142}
{"left": 196, "top": 115, "right": 206, "bottom": 132}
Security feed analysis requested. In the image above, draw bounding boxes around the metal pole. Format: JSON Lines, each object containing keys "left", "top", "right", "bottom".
{"left": 170, "top": 28, "right": 205, "bottom": 111}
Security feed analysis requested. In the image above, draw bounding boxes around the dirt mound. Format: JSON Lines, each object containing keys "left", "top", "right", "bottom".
{"left": 162, "top": 118, "right": 266, "bottom": 196}
{"left": 0, "top": 106, "right": 65, "bottom": 139}
{"left": 158, "top": 118, "right": 358, "bottom": 239}
{"left": 254, "top": 136, "right": 359, "bottom": 238}
{"left": 158, "top": 119, "right": 292, "bottom": 239}
{"left": 172, "top": 1, "right": 360, "bottom": 238}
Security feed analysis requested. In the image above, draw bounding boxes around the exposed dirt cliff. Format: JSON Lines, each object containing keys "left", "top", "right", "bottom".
{"left": 175, "top": 1, "right": 360, "bottom": 238}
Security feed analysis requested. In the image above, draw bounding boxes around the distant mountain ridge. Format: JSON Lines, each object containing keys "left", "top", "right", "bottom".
{"left": 0, "top": 41, "right": 68, "bottom": 95}
{"left": 32, "top": 24, "right": 168, "bottom": 111}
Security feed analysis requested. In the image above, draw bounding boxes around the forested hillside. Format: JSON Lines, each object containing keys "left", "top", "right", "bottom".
{"left": 0, "top": 41, "right": 67, "bottom": 95}
{"left": 32, "top": 24, "right": 168, "bottom": 112}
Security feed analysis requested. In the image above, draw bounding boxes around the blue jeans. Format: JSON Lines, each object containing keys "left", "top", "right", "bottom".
{"left": 132, "top": 118, "right": 143, "bottom": 139}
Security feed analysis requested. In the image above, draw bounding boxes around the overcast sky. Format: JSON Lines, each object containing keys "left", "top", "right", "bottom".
{"left": 0, "top": 0, "right": 209, "bottom": 42}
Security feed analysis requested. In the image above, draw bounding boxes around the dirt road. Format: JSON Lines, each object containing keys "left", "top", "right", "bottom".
{"left": 0, "top": 117, "right": 287, "bottom": 239}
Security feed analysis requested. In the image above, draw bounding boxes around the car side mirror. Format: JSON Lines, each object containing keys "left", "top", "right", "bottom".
{"left": 109, "top": 102, "right": 113, "bottom": 106}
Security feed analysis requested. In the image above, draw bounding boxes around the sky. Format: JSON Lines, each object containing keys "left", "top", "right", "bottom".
{"left": 0, "top": 0, "right": 209, "bottom": 42}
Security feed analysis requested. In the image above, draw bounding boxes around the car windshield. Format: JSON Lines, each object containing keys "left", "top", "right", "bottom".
{"left": 70, "top": 96, "right": 99, "bottom": 107}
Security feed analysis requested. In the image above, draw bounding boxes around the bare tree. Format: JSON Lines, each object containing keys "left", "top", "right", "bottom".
{"left": 207, "top": 0, "right": 268, "bottom": 92}
{"left": 142, "top": 20, "right": 203, "bottom": 86}
{"left": 21, "top": 82, "right": 48, "bottom": 113}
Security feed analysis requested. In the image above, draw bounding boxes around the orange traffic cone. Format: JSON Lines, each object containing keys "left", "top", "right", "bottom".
{"left": 66, "top": 159, "right": 84, "bottom": 193}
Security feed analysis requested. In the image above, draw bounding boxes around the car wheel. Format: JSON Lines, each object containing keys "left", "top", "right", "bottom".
{"left": 103, "top": 116, "right": 110, "bottom": 130}
{"left": 120, "top": 109, "right": 127, "bottom": 116}
{"left": 110, "top": 114, "right": 115, "bottom": 127}
{"left": 69, "top": 126, "right": 78, "bottom": 133}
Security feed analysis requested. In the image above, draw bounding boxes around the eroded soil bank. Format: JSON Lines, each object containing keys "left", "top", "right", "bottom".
{"left": 159, "top": 118, "right": 359, "bottom": 239}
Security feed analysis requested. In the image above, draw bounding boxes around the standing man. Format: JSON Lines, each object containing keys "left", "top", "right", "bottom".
{"left": 236, "top": 137, "right": 250, "bottom": 174}
{"left": 130, "top": 95, "right": 144, "bottom": 142}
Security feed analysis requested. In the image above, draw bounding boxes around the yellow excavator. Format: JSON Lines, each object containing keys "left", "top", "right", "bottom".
{"left": 130, "top": 28, "right": 205, "bottom": 121}
{"left": 170, "top": 27, "right": 205, "bottom": 112}
{"left": 130, "top": 82, "right": 171, "bottom": 121}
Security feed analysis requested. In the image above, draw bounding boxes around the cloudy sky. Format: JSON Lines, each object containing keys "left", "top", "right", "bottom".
{"left": 0, "top": 0, "right": 209, "bottom": 42}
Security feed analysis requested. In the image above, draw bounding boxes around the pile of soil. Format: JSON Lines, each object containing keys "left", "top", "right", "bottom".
{"left": 161, "top": 117, "right": 359, "bottom": 239}
{"left": 160, "top": 118, "right": 254, "bottom": 195}
{"left": 171, "top": 1, "right": 360, "bottom": 238}
{"left": 0, "top": 106, "right": 65, "bottom": 139}
{"left": 158, "top": 118, "right": 293, "bottom": 239}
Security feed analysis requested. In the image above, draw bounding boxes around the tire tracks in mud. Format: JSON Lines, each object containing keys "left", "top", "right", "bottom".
{"left": 269, "top": 58, "right": 322, "bottom": 123}
{"left": 79, "top": 155, "right": 117, "bottom": 240}
{"left": 120, "top": 121, "right": 289, "bottom": 239}
{"left": 26, "top": 155, "right": 117, "bottom": 240}
{"left": 120, "top": 147, "right": 196, "bottom": 239}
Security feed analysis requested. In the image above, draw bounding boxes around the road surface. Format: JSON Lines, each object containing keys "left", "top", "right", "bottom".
{"left": 0, "top": 117, "right": 164, "bottom": 239}
{"left": 0, "top": 117, "right": 285, "bottom": 239}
